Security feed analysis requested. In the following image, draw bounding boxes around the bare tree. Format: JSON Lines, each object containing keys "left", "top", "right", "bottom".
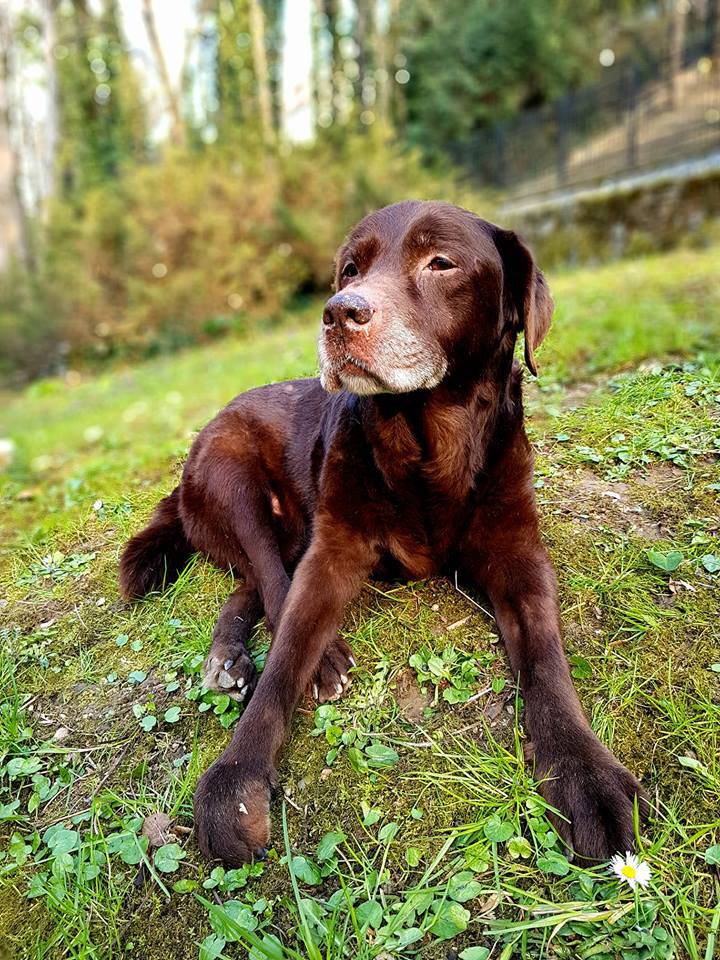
{"left": 708, "top": 0, "right": 720, "bottom": 62}
{"left": 354, "top": 0, "right": 379, "bottom": 125}
{"left": 377, "top": 0, "right": 401, "bottom": 126}
{"left": 0, "top": 6, "right": 35, "bottom": 272}
{"left": 41, "top": 0, "right": 59, "bottom": 206}
{"left": 248, "top": 0, "right": 275, "bottom": 145}
{"left": 142, "top": 0, "right": 185, "bottom": 145}
{"left": 310, "top": 0, "right": 322, "bottom": 128}
{"left": 322, "top": 0, "right": 341, "bottom": 122}
{"left": 355, "top": 0, "right": 368, "bottom": 106}
{"left": 668, "top": 0, "right": 688, "bottom": 108}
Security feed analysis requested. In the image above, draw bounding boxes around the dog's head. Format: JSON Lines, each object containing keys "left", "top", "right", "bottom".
{"left": 319, "top": 200, "right": 553, "bottom": 395}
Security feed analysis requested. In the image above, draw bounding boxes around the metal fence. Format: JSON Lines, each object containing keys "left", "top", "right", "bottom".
{"left": 451, "top": 30, "right": 720, "bottom": 202}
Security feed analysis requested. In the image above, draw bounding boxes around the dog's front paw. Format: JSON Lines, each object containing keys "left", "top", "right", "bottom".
{"left": 194, "top": 758, "right": 276, "bottom": 865}
{"left": 533, "top": 732, "right": 648, "bottom": 862}
{"left": 308, "top": 637, "right": 355, "bottom": 703}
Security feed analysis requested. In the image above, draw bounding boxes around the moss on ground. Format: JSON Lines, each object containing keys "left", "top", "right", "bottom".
{"left": 1, "top": 246, "right": 719, "bottom": 959}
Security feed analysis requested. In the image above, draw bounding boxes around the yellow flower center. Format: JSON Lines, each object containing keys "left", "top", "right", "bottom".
{"left": 621, "top": 865, "right": 637, "bottom": 879}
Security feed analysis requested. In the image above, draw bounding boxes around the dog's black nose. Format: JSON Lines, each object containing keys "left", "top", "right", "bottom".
{"left": 323, "top": 292, "right": 373, "bottom": 328}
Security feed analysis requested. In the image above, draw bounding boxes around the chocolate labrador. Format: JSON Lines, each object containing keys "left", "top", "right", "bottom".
{"left": 120, "top": 200, "right": 647, "bottom": 865}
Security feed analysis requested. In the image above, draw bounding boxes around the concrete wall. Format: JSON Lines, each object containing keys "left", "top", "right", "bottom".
{"left": 506, "top": 167, "right": 720, "bottom": 268}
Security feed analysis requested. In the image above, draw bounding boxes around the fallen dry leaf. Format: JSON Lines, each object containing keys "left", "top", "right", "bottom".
{"left": 141, "top": 812, "right": 173, "bottom": 848}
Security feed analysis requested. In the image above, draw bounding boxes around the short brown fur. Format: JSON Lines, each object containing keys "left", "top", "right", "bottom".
{"left": 120, "top": 200, "right": 647, "bottom": 865}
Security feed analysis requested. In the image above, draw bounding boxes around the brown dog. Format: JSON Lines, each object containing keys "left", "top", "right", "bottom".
{"left": 120, "top": 200, "right": 647, "bottom": 865}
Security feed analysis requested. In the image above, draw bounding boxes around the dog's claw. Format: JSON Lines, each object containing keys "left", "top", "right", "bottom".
{"left": 203, "top": 649, "right": 258, "bottom": 701}
{"left": 310, "top": 638, "right": 355, "bottom": 702}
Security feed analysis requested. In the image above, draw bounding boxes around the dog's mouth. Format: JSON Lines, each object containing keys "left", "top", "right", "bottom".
{"left": 319, "top": 344, "right": 387, "bottom": 394}
{"left": 339, "top": 354, "right": 377, "bottom": 377}
{"left": 337, "top": 354, "right": 387, "bottom": 389}
{"left": 319, "top": 330, "right": 448, "bottom": 396}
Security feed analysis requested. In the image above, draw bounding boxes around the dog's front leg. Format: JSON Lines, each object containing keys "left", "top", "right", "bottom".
{"left": 194, "top": 518, "right": 378, "bottom": 865}
{"left": 459, "top": 541, "right": 648, "bottom": 861}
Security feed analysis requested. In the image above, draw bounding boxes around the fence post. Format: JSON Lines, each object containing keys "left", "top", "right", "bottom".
{"left": 708, "top": 0, "right": 720, "bottom": 63}
{"left": 626, "top": 64, "right": 638, "bottom": 170}
{"left": 556, "top": 95, "right": 569, "bottom": 188}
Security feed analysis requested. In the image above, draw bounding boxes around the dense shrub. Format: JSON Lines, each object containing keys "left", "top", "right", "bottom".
{"left": 0, "top": 130, "right": 480, "bottom": 383}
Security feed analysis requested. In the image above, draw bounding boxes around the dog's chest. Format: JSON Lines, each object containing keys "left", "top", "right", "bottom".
{"left": 382, "top": 531, "right": 438, "bottom": 579}
{"left": 380, "top": 486, "right": 473, "bottom": 580}
{"left": 358, "top": 405, "right": 487, "bottom": 579}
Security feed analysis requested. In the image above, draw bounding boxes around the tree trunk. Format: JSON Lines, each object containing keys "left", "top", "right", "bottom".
{"left": 310, "top": 0, "right": 322, "bottom": 130}
{"left": 248, "top": 0, "right": 275, "bottom": 146}
{"left": 376, "top": 0, "right": 401, "bottom": 125}
{"left": 355, "top": 0, "right": 378, "bottom": 124}
{"left": 41, "top": 0, "right": 60, "bottom": 208}
{"left": 668, "top": 0, "right": 687, "bottom": 109}
{"left": 142, "top": 0, "right": 185, "bottom": 145}
{"left": 0, "top": 7, "right": 35, "bottom": 272}
{"left": 708, "top": 0, "right": 720, "bottom": 62}
{"left": 322, "top": 0, "right": 341, "bottom": 123}
{"left": 385, "top": 0, "right": 402, "bottom": 128}
{"left": 355, "top": 0, "right": 368, "bottom": 108}
{"left": 375, "top": 0, "right": 390, "bottom": 123}
{"left": 365, "top": 0, "right": 377, "bottom": 102}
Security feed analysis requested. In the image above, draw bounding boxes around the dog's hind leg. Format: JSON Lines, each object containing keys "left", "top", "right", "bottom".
{"left": 203, "top": 533, "right": 354, "bottom": 707}
{"left": 223, "top": 489, "right": 356, "bottom": 705}
{"left": 187, "top": 462, "right": 355, "bottom": 705}
{"left": 185, "top": 465, "right": 293, "bottom": 694}
{"left": 203, "top": 578, "right": 264, "bottom": 700}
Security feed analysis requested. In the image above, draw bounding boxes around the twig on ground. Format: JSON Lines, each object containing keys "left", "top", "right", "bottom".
{"left": 460, "top": 686, "right": 493, "bottom": 708}
{"left": 447, "top": 614, "right": 472, "bottom": 631}
{"left": 453, "top": 571, "right": 495, "bottom": 620}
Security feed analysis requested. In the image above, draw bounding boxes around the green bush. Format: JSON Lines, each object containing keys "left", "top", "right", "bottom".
{"left": 0, "top": 130, "right": 482, "bottom": 383}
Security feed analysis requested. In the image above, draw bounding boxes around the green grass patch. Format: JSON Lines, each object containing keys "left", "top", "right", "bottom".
{"left": 1, "top": 245, "right": 719, "bottom": 959}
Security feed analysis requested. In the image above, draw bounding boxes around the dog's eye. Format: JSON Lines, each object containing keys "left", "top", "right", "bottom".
{"left": 341, "top": 262, "right": 359, "bottom": 279}
{"left": 427, "top": 256, "right": 457, "bottom": 271}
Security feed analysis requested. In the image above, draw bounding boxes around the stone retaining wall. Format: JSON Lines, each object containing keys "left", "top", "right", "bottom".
{"left": 507, "top": 167, "right": 720, "bottom": 266}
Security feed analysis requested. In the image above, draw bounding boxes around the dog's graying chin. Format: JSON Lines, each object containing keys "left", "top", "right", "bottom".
{"left": 318, "top": 320, "right": 448, "bottom": 396}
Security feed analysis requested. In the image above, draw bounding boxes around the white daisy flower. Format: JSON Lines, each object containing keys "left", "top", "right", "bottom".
{"left": 610, "top": 851, "right": 651, "bottom": 890}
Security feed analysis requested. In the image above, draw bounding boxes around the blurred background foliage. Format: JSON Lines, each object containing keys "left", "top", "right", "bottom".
{"left": 0, "top": 0, "right": 715, "bottom": 382}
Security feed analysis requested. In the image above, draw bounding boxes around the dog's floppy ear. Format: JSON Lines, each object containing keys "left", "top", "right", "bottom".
{"left": 494, "top": 228, "right": 554, "bottom": 376}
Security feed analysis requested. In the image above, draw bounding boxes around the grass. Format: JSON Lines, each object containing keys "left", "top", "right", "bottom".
{"left": 0, "top": 243, "right": 719, "bottom": 960}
